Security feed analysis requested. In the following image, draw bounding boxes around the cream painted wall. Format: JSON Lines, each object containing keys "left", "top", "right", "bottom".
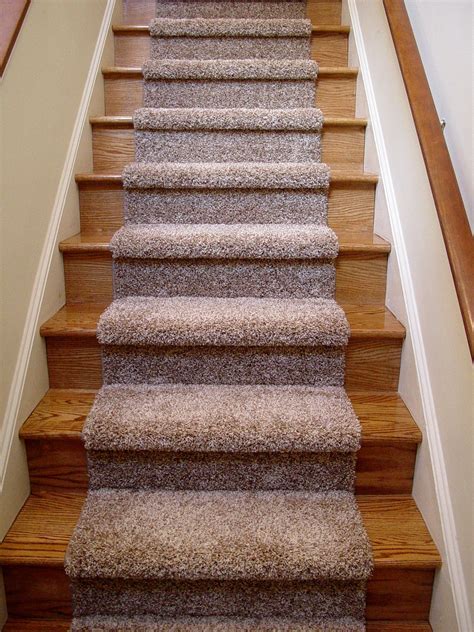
{"left": 405, "top": 0, "right": 473, "bottom": 230}
{"left": 343, "top": 1, "right": 473, "bottom": 629}
{"left": 0, "top": 0, "right": 122, "bottom": 625}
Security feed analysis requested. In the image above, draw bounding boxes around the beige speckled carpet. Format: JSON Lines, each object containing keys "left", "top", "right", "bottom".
{"left": 65, "top": 2, "right": 373, "bottom": 630}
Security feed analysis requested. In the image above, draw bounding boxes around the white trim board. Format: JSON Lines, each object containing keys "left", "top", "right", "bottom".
{"left": 0, "top": 0, "right": 117, "bottom": 493}
{"left": 347, "top": 1, "right": 472, "bottom": 630}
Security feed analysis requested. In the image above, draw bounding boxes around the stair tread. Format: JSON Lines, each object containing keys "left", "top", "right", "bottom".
{"left": 97, "top": 297, "right": 350, "bottom": 347}
{"left": 109, "top": 224, "right": 339, "bottom": 260}
{"left": 59, "top": 230, "right": 390, "bottom": 254}
{"left": 1, "top": 620, "right": 433, "bottom": 631}
{"left": 39, "top": 302, "right": 405, "bottom": 339}
{"left": 0, "top": 491, "right": 440, "bottom": 568}
{"left": 82, "top": 385, "right": 361, "bottom": 453}
{"left": 65, "top": 490, "right": 373, "bottom": 581}
{"left": 20, "top": 389, "right": 422, "bottom": 445}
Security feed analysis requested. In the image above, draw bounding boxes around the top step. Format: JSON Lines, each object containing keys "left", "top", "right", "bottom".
{"left": 122, "top": 0, "right": 343, "bottom": 26}
{"left": 153, "top": 1, "right": 308, "bottom": 19}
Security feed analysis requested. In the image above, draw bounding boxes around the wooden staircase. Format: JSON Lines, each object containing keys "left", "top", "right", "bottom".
{"left": 0, "top": 1, "right": 440, "bottom": 629}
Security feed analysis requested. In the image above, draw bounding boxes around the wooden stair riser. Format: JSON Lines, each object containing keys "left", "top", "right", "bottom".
{"left": 1, "top": 565, "right": 435, "bottom": 622}
{"left": 78, "top": 180, "right": 376, "bottom": 234}
{"left": 113, "top": 29, "right": 349, "bottom": 68}
{"left": 91, "top": 121, "right": 366, "bottom": 173}
{"left": 103, "top": 71, "right": 357, "bottom": 118}
{"left": 23, "top": 437, "right": 417, "bottom": 495}
{"left": 122, "top": 0, "right": 343, "bottom": 26}
{"left": 43, "top": 336, "right": 402, "bottom": 392}
{"left": 62, "top": 250, "right": 387, "bottom": 305}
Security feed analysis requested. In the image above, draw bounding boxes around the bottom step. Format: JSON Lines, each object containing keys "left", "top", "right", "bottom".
{"left": 2, "top": 619, "right": 433, "bottom": 631}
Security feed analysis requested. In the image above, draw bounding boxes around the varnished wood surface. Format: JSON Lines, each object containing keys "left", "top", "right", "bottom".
{"left": 102, "top": 67, "right": 358, "bottom": 118}
{"left": 0, "top": 0, "right": 30, "bottom": 76}
{"left": 39, "top": 302, "right": 405, "bottom": 340}
{"left": 59, "top": 230, "right": 388, "bottom": 305}
{"left": 384, "top": 0, "right": 474, "bottom": 357}
{"left": 77, "top": 174, "right": 376, "bottom": 234}
{"left": 113, "top": 25, "right": 349, "bottom": 68}
{"left": 122, "top": 0, "right": 343, "bottom": 26}
{"left": 21, "top": 389, "right": 420, "bottom": 444}
{"left": 1, "top": 620, "right": 433, "bottom": 631}
{"left": 90, "top": 116, "right": 367, "bottom": 173}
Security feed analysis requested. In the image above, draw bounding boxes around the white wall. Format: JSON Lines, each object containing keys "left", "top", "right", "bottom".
{"left": 405, "top": 0, "right": 473, "bottom": 230}
{"left": 343, "top": 1, "right": 473, "bottom": 630}
{"left": 0, "top": 0, "right": 121, "bottom": 625}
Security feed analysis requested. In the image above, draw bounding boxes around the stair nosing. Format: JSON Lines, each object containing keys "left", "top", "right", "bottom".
{"left": 74, "top": 171, "right": 379, "bottom": 184}
{"left": 89, "top": 114, "right": 368, "bottom": 128}
{"left": 101, "top": 65, "right": 359, "bottom": 77}
{"left": 39, "top": 302, "right": 405, "bottom": 340}
{"left": 59, "top": 230, "right": 390, "bottom": 255}
{"left": 112, "top": 24, "right": 352, "bottom": 35}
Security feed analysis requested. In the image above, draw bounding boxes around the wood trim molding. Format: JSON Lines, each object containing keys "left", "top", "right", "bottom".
{"left": 383, "top": 0, "right": 474, "bottom": 357}
{"left": 0, "top": 0, "right": 30, "bottom": 76}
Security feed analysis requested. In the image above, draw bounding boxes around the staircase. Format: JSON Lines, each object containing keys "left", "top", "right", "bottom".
{"left": 0, "top": 0, "right": 440, "bottom": 630}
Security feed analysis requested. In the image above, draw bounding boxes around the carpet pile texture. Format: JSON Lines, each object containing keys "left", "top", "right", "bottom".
{"left": 66, "top": 1, "right": 373, "bottom": 629}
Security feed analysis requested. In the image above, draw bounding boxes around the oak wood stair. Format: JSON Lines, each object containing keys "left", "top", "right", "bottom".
{"left": 0, "top": 1, "right": 439, "bottom": 629}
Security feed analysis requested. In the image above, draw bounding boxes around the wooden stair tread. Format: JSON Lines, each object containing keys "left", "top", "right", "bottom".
{"left": 19, "top": 388, "right": 421, "bottom": 445}
{"left": 101, "top": 65, "right": 359, "bottom": 78}
{"left": 74, "top": 171, "right": 379, "bottom": 184}
{"left": 0, "top": 490, "right": 440, "bottom": 569}
{"left": 2, "top": 620, "right": 432, "bottom": 631}
{"left": 89, "top": 114, "right": 368, "bottom": 128}
{"left": 39, "top": 302, "right": 405, "bottom": 340}
{"left": 112, "top": 24, "right": 352, "bottom": 35}
{"left": 59, "top": 230, "right": 390, "bottom": 254}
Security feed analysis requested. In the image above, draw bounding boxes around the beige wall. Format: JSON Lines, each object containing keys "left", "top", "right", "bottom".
{"left": 405, "top": 0, "right": 473, "bottom": 231}
{"left": 0, "top": 0, "right": 121, "bottom": 624}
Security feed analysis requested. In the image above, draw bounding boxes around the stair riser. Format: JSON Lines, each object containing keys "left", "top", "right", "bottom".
{"left": 44, "top": 337, "right": 402, "bottom": 391}
{"left": 102, "top": 344, "right": 346, "bottom": 387}
{"left": 114, "top": 32, "right": 348, "bottom": 67}
{"left": 87, "top": 451, "right": 356, "bottom": 492}
{"left": 24, "top": 439, "right": 417, "bottom": 495}
{"left": 71, "top": 577, "right": 366, "bottom": 620}
{"left": 92, "top": 123, "right": 365, "bottom": 173}
{"left": 1, "top": 565, "right": 435, "bottom": 621}
{"left": 78, "top": 180, "right": 375, "bottom": 233}
{"left": 125, "top": 187, "right": 331, "bottom": 224}
{"left": 104, "top": 73, "right": 356, "bottom": 117}
{"left": 122, "top": 0, "right": 342, "bottom": 26}
{"left": 151, "top": 37, "right": 311, "bottom": 61}
{"left": 112, "top": 259, "right": 336, "bottom": 300}
{"left": 63, "top": 252, "right": 387, "bottom": 305}
{"left": 144, "top": 79, "right": 316, "bottom": 109}
{"left": 155, "top": 1, "right": 307, "bottom": 19}
{"left": 135, "top": 129, "right": 322, "bottom": 164}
